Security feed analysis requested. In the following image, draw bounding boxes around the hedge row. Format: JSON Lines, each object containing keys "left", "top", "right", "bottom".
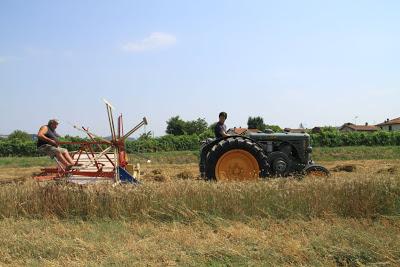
{"left": 311, "top": 131, "right": 400, "bottom": 147}
{"left": 126, "top": 134, "right": 202, "bottom": 153}
{"left": 1, "top": 131, "right": 399, "bottom": 156}
{"left": 0, "top": 140, "right": 39, "bottom": 157}
{"left": 0, "top": 135, "right": 205, "bottom": 157}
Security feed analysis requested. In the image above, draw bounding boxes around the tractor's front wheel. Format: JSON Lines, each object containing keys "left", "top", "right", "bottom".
{"left": 205, "top": 137, "right": 269, "bottom": 181}
{"left": 304, "top": 164, "right": 330, "bottom": 177}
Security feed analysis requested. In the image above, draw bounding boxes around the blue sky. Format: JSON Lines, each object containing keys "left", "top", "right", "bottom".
{"left": 0, "top": 0, "right": 399, "bottom": 137}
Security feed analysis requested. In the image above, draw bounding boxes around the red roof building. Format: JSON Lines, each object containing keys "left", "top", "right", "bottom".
{"left": 339, "top": 123, "right": 378, "bottom": 132}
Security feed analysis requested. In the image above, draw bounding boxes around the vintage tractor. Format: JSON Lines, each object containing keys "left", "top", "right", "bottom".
{"left": 199, "top": 130, "right": 329, "bottom": 181}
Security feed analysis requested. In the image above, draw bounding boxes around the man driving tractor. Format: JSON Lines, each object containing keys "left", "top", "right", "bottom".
{"left": 214, "top": 112, "right": 230, "bottom": 138}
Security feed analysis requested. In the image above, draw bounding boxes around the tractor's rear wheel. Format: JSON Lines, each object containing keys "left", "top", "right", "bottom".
{"left": 205, "top": 137, "right": 269, "bottom": 181}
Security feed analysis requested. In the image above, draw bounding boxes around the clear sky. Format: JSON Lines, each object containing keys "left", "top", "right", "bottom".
{"left": 0, "top": 0, "right": 399, "bottom": 137}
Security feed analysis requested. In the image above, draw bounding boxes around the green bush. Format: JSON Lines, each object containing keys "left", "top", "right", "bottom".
{"left": 126, "top": 134, "right": 201, "bottom": 153}
{"left": 0, "top": 140, "right": 38, "bottom": 157}
{"left": 1, "top": 131, "right": 400, "bottom": 156}
{"left": 7, "top": 130, "right": 32, "bottom": 142}
{"left": 311, "top": 131, "right": 400, "bottom": 147}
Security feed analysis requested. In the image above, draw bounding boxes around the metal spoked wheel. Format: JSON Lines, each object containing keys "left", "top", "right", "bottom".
{"left": 205, "top": 137, "right": 269, "bottom": 181}
{"left": 215, "top": 149, "right": 260, "bottom": 181}
{"left": 304, "top": 165, "right": 330, "bottom": 177}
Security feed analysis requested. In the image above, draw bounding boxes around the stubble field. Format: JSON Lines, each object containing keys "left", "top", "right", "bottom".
{"left": 0, "top": 146, "right": 399, "bottom": 266}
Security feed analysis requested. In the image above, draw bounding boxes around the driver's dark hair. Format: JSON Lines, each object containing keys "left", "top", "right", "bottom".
{"left": 219, "top": 112, "right": 227, "bottom": 119}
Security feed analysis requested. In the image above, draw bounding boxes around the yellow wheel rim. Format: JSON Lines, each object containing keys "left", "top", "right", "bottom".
{"left": 215, "top": 149, "right": 260, "bottom": 181}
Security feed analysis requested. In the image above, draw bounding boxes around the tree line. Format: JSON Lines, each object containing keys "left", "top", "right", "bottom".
{"left": 1, "top": 117, "right": 400, "bottom": 156}
{"left": 164, "top": 116, "right": 282, "bottom": 137}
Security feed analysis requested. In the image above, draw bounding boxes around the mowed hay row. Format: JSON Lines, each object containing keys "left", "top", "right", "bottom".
{"left": 0, "top": 172, "right": 399, "bottom": 221}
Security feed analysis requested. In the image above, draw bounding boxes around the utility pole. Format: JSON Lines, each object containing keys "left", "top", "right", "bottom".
{"left": 354, "top": 116, "right": 359, "bottom": 125}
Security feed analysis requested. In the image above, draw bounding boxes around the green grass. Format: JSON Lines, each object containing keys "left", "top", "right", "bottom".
{"left": 129, "top": 146, "right": 400, "bottom": 164}
{"left": 0, "top": 156, "right": 53, "bottom": 168}
{"left": 313, "top": 146, "right": 400, "bottom": 161}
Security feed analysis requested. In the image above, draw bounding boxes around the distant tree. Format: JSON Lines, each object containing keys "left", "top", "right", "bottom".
{"left": 61, "top": 135, "right": 86, "bottom": 142}
{"left": 8, "top": 130, "right": 31, "bottom": 141}
{"left": 166, "top": 116, "right": 209, "bottom": 136}
{"left": 138, "top": 131, "right": 153, "bottom": 140}
{"left": 247, "top": 116, "right": 266, "bottom": 131}
{"left": 299, "top": 123, "right": 305, "bottom": 129}
{"left": 166, "top": 116, "right": 186, "bottom": 135}
{"left": 199, "top": 129, "right": 214, "bottom": 139}
{"left": 319, "top": 126, "right": 339, "bottom": 133}
{"left": 208, "top": 122, "right": 217, "bottom": 131}
{"left": 265, "top": 125, "right": 283, "bottom": 133}
{"left": 185, "top": 118, "right": 208, "bottom": 135}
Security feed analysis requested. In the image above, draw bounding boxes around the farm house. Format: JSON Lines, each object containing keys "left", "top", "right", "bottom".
{"left": 377, "top": 117, "right": 400, "bottom": 131}
{"left": 339, "top": 123, "right": 379, "bottom": 132}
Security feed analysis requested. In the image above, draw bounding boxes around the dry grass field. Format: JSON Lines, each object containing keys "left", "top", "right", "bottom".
{"left": 0, "top": 147, "right": 399, "bottom": 266}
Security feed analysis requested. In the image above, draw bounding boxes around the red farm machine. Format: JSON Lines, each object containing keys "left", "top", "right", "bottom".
{"left": 34, "top": 100, "right": 147, "bottom": 185}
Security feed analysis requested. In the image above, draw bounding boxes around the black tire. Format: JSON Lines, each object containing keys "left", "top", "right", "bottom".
{"left": 304, "top": 165, "right": 330, "bottom": 177}
{"left": 205, "top": 137, "right": 269, "bottom": 181}
{"left": 267, "top": 151, "right": 292, "bottom": 177}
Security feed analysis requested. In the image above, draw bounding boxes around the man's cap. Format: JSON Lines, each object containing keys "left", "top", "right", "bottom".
{"left": 48, "top": 119, "right": 59, "bottom": 125}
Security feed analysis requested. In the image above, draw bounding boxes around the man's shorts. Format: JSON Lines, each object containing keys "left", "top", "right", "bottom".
{"left": 38, "top": 144, "right": 68, "bottom": 158}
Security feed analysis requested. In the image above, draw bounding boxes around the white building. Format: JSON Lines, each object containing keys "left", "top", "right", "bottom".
{"left": 376, "top": 117, "right": 400, "bottom": 131}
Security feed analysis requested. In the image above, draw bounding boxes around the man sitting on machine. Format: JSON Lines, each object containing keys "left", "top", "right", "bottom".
{"left": 37, "top": 119, "right": 76, "bottom": 170}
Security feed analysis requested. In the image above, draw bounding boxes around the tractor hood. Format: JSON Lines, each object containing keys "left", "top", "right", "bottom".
{"left": 247, "top": 132, "right": 310, "bottom": 142}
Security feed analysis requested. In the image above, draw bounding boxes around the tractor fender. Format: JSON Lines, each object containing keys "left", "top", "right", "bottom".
{"left": 200, "top": 136, "right": 265, "bottom": 166}
{"left": 201, "top": 135, "right": 265, "bottom": 155}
